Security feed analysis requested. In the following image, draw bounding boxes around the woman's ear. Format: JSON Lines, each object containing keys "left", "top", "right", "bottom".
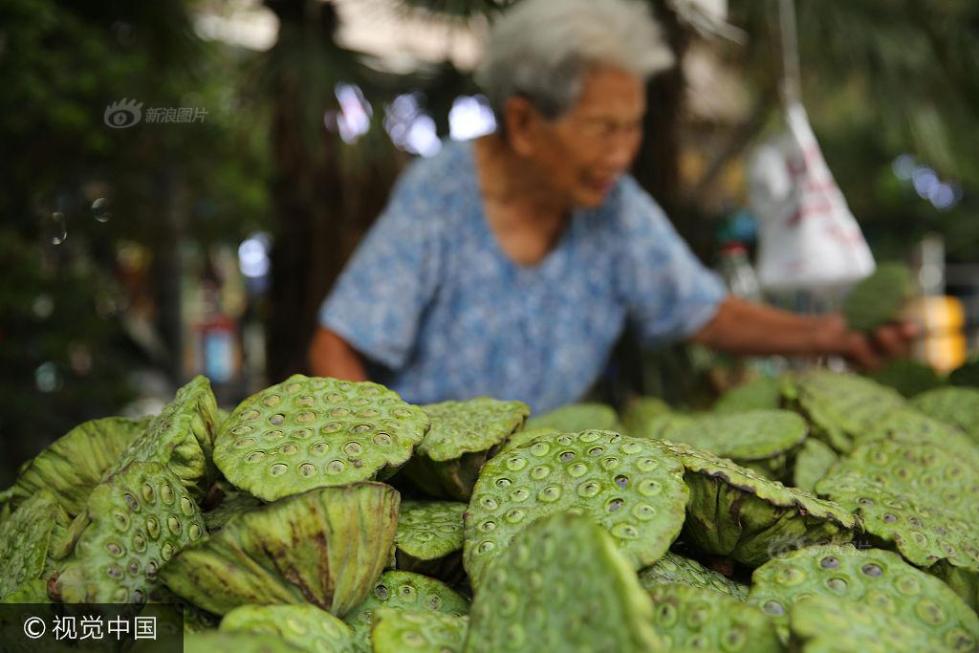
{"left": 503, "top": 96, "right": 541, "bottom": 157}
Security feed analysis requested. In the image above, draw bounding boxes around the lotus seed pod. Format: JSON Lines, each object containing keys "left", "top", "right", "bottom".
{"left": 815, "top": 472, "right": 979, "bottom": 575}
{"left": 792, "top": 438, "right": 838, "bottom": 492}
{"left": 660, "top": 439, "right": 855, "bottom": 567}
{"left": 214, "top": 375, "right": 429, "bottom": 501}
{"left": 161, "top": 482, "right": 399, "bottom": 617}
{"left": 54, "top": 461, "right": 206, "bottom": 604}
{"left": 787, "top": 595, "right": 947, "bottom": 653}
{"left": 148, "top": 584, "right": 220, "bottom": 633}
{"left": 494, "top": 428, "right": 557, "bottom": 455}
{"left": 1, "top": 579, "right": 49, "bottom": 604}
{"left": 104, "top": 376, "right": 219, "bottom": 498}
{"left": 861, "top": 408, "right": 979, "bottom": 470}
{"left": 400, "top": 398, "right": 529, "bottom": 500}
{"left": 619, "top": 397, "right": 672, "bottom": 437}
{"left": 869, "top": 359, "right": 945, "bottom": 398}
{"left": 638, "top": 551, "right": 749, "bottom": 600}
{"left": 661, "top": 410, "right": 807, "bottom": 478}
{"left": 395, "top": 501, "right": 465, "bottom": 577}
{"left": 221, "top": 604, "right": 357, "bottom": 653}
{"left": 1, "top": 416, "right": 149, "bottom": 516}
{"left": 524, "top": 402, "right": 619, "bottom": 432}
{"left": 842, "top": 263, "right": 912, "bottom": 332}
{"left": 184, "top": 632, "right": 306, "bottom": 653}
{"left": 463, "top": 512, "right": 661, "bottom": 653}
{"left": 0, "top": 491, "right": 68, "bottom": 600}
{"left": 783, "top": 371, "right": 905, "bottom": 452}
{"left": 823, "top": 439, "right": 979, "bottom": 523}
{"left": 371, "top": 608, "right": 467, "bottom": 653}
{"left": 911, "top": 386, "right": 979, "bottom": 444}
{"left": 203, "top": 484, "right": 264, "bottom": 533}
{"left": 646, "top": 583, "right": 780, "bottom": 652}
{"left": 464, "top": 431, "right": 689, "bottom": 589}
{"left": 713, "top": 376, "right": 783, "bottom": 414}
{"left": 750, "top": 544, "right": 979, "bottom": 652}
{"left": 344, "top": 571, "right": 469, "bottom": 652}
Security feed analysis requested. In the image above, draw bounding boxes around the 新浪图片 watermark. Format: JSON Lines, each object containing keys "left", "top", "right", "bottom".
{"left": 104, "top": 98, "right": 207, "bottom": 128}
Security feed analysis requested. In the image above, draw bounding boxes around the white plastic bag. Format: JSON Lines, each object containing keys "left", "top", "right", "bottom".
{"left": 750, "top": 102, "right": 875, "bottom": 292}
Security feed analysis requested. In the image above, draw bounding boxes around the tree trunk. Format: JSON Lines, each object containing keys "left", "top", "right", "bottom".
{"left": 631, "top": 0, "right": 689, "bottom": 218}
{"left": 264, "top": 0, "right": 348, "bottom": 384}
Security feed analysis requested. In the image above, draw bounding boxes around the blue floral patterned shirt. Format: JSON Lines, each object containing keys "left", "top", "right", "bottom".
{"left": 319, "top": 139, "right": 726, "bottom": 413}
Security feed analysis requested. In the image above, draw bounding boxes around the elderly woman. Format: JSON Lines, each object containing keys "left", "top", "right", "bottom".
{"left": 309, "top": 0, "right": 910, "bottom": 413}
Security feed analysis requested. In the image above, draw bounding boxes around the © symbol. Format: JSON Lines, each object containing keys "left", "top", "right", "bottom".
{"left": 23, "top": 616, "right": 46, "bottom": 639}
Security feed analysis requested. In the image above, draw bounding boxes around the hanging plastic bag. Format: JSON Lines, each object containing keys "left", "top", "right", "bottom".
{"left": 749, "top": 101, "right": 875, "bottom": 292}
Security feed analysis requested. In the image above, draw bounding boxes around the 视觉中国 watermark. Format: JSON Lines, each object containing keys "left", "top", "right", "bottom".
{"left": 104, "top": 98, "right": 207, "bottom": 128}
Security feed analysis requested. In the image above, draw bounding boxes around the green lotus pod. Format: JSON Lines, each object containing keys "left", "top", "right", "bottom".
{"left": 843, "top": 263, "right": 913, "bottom": 332}
{"left": 662, "top": 410, "right": 807, "bottom": 477}
{"left": 815, "top": 467, "right": 979, "bottom": 570}
{"left": 911, "top": 386, "right": 979, "bottom": 443}
{"left": 495, "top": 428, "right": 557, "bottom": 455}
{"left": 344, "top": 571, "right": 469, "bottom": 652}
{"left": 869, "top": 359, "right": 945, "bottom": 398}
{"left": 861, "top": 408, "right": 979, "bottom": 469}
{"left": 749, "top": 544, "right": 979, "bottom": 651}
{"left": 203, "top": 484, "right": 264, "bottom": 532}
{"left": 53, "top": 461, "right": 206, "bottom": 604}
{"left": 161, "top": 482, "right": 398, "bottom": 617}
{"left": 638, "top": 551, "right": 748, "bottom": 600}
{"left": 659, "top": 440, "right": 855, "bottom": 567}
{"left": 396, "top": 501, "right": 465, "bottom": 568}
{"left": 646, "top": 583, "right": 781, "bottom": 652}
{"left": 464, "top": 431, "right": 689, "bottom": 589}
{"left": 784, "top": 371, "right": 905, "bottom": 451}
{"left": 792, "top": 437, "right": 838, "bottom": 492}
{"left": 642, "top": 413, "right": 697, "bottom": 440}
{"left": 524, "top": 402, "right": 619, "bottom": 432}
{"left": 464, "top": 512, "right": 661, "bottom": 653}
{"left": 0, "top": 491, "right": 69, "bottom": 599}
{"left": 1, "top": 416, "right": 149, "bottom": 516}
{"left": 787, "top": 595, "right": 947, "bottom": 653}
{"left": 823, "top": 439, "right": 978, "bottom": 523}
{"left": 713, "top": 377, "right": 783, "bottom": 414}
{"left": 214, "top": 375, "right": 429, "bottom": 502}
{"left": 619, "top": 397, "right": 672, "bottom": 436}
{"left": 371, "top": 608, "right": 468, "bottom": 653}
{"left": 149, "top": 584, "right": 220, "bottom": 633}
{"left": 1, "top": 579, "right": 49, "bottom": 603}
{"left": 185, "top": 632, "right": 306, "bottom": 653}
{"left": 930, "top": 563, "right": 979, "bottom": 613}
{"left": 221, "top": 604, "right": 357, "bottom": 653}
{"left": 949, "top": 355, "right": 979, "bottom": 388}
{"left": 400, "top": 398, "right": 529, "bottom": 501}
{"left": 105, "top": 376, "right": 219, "bottom": 498}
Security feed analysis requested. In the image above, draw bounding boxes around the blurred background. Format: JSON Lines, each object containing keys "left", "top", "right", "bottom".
{"left": 2, "top": 0, "right": 978, "bottom": 485}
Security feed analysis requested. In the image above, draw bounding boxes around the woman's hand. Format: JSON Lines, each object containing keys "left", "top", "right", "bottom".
{"left": 811, "top": 313, "right": 917, "bottom": 371}
{"left": 692, "top": 296, "right": 917, "bottom": 369}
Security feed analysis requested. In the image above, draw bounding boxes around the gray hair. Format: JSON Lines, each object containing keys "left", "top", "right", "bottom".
{"left": 476, "top": 0, "right": 674, "bottom": 125}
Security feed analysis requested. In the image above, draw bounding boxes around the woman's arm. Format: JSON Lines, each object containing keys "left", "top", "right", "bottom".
{"left": 308, "top": 327, "right": 368, "bottom": 381}
{"left": 690, "top": 296, "right": 914, "bottom": 370}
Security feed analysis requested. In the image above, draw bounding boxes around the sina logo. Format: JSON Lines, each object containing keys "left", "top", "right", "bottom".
{"left": 104, "top": 98, "right": 144, "bottom": 128}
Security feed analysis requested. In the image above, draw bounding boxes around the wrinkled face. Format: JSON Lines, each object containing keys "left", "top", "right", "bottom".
{"left": 508, "top": 65, "right": 646, "bottom": 208}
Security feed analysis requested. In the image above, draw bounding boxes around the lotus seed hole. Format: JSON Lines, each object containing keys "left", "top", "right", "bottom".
{"left": 861, "top": 563, "right": 883, "bottom": 577}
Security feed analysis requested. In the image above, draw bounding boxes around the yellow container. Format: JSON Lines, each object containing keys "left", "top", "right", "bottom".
{"left": 904, "top": 296, "right": 967, "bottom": 373}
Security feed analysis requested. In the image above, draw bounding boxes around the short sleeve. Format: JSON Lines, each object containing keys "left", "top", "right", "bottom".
{"left": 318, "top": 170, "right": 441, "bottom": 369}
{"left": 615, "top": 177, "right": 727, "bottom": 345}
